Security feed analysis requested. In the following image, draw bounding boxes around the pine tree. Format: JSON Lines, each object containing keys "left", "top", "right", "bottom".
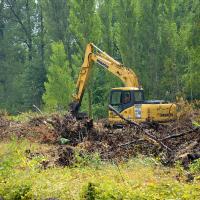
{"left": 94, "top": 0, "right": 121, "bottom": 118}
{"left": 136, "top": 0, "right": 162, "bottom": 98}
{"left": 42, "top": 0, "right": 72, "bottom": 70}
{"left": 0, "top": 0, "right": 26, "bottom": 113}
{"left": 114, "top": 0, "right": 138, "bottom": 68}
{"left": 183, "top": 1, "right": 200, "bottom": 99}
{"left": 43, "top": 42, "right": 74, "bottom": 110}
{"left": 69, "top": 0, "right": 102, "bottom": 116}
{"left": 4, "top": 0, "right": 47, "bottom": 111}
{"left": 159, "top": 1, "right": 182, "bottom": 100}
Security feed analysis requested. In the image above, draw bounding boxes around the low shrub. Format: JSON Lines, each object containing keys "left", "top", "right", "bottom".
{"left": 190, "top": 158, "right": 200, "bottom": 174}
{"left": 0, "top": 183, "right": 31, "bottom": 200}
{"left": 0, "top": 140, "right": 200, "bottom": 200}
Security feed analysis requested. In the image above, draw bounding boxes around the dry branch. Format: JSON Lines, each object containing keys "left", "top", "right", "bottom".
{"left": 162, "top": 127, "right": 200, "bottom": 141}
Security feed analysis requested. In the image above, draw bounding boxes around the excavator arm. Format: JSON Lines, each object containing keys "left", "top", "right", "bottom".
{"left": 69, "top": 43, "right": 140, "bottom": 114}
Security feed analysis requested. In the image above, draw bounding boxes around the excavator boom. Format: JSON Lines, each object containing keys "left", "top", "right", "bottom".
{"left": 70, "top": 43, "right": 140, "bottom": 114}
{"left": 70, "top": 43, "right": 177, "bottom": 123}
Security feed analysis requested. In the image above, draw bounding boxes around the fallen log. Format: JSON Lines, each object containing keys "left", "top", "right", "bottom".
{"left": 176, "top": 140, "right": 199, "bottom": 158}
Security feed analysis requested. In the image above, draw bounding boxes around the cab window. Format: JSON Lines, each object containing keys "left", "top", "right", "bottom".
{"left": 111, "top": 91, "right": 121, "bottom": 105}
{"left": 134, "top": 90, "right": 144, "bottom": 102}
{"left": 122, "top": 91, "right": 131, "bottom": 104}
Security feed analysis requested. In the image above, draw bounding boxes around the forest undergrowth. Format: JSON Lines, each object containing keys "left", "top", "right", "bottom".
{"left": 0, "top": 140, "right": 200, "bottom": 200}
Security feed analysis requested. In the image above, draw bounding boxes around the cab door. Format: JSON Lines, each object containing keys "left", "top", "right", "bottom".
{"left": 109, "top": 89, "right": 145, "bottom": 122}
{"left": 109, "top": 90, "right": 134, "bottom": 121}
{"left": 110, "top": 90, "right": 133, "bottom": 112}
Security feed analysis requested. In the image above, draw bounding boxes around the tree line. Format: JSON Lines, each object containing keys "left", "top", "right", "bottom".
{"left": 0, "top": 0, "right": 199, "bottom": 117}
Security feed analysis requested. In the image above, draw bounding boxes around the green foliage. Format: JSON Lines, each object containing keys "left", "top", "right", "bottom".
{"left": 190, "top": 159, "right": 200, "bottom": 174}
{"left": 80, "top": 181, "right": 200, "bottom": 200}
{"left": 126, "top": 156, "right": 160, "bottom": 168}
{"left": 74, "top": 151, "right": 102, "bottom": 168}
{"left": 192, "top": 120, "right": 200, "bottom": 128}
{"left": 0, "top": 0, "right": 200, "bottom": 116}
{"left": 1, "top": 183, "right": 31, "bottom": 200}
{"left": 115, "top": 0, "right": 138, "bottom": 67}
{"left": 0, "top": 0, "right": 46, "bottom": 113}
{"left": 0, "top": 140, "right": 45, "bottom": 179}
{"left": 8, "top": 111, "right": 39, "bottom": 122}
{"left": 43, "top": 42, "right": 74, "bottom": 111}
{"left": 69, "top": 0, "right": 103, "bottom": 116}
{"left": 69, "top": 0, "right": 102, "bottom": 50}
{"left": 42, "top": 0, "right": 70, "bottom": 43}
{"left": 1, "top": 140, "right": 200, "bottom": 199}
{"left": 82, "top": 182, "right": 97, "bottom": 200}
{"left": 183, "top": 47, "right": 200, "bottom": 99}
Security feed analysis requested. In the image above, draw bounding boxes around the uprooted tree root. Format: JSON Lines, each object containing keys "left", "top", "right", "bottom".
{"left": 0, "top": 111, "right": 200, "bottom": 168}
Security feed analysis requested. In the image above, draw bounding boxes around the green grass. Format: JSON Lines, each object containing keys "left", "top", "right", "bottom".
{"left": 0, "top": 140, "right": 200, "bottom": 200}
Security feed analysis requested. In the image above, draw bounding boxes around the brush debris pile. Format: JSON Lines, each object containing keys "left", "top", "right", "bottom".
{"left": 0, "top": 112, "right": 199, "bottom": 167}
{"left": 0, "top": 115, "right": 57, "bottom": 143}
{"left": 49, "top": 114, "right": 200, "bottom": 167}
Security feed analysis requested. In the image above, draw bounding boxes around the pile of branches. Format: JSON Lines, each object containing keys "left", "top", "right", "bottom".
{"left": 0, "top": 116, "right": 10, "bottom": 138}
{"left": 0, "top": 115, "right": 57, "bottom": 143}
{"left": 49, "top": 111, "right": 200, "bottom": 167}
{"left": 0, "top": 110, "right": 199, "bottom": 167}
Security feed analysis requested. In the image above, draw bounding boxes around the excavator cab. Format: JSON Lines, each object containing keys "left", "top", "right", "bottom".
{"left": 109, "top": 87, "right": 176, "bottom": 124}
{"left": 110, "top": 87, "right": 144, "bottom": 112}
{"left": 109, "top": 87, "right": 145, "bottom": 123}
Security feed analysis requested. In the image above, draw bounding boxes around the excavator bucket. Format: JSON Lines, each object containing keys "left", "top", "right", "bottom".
{"left": 69, "top": 101, "right": 88, "bottom": 120}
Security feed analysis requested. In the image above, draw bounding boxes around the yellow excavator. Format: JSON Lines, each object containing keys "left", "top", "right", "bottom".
{"left": 70, "top": 43, "right": 177, "bottom": 124}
